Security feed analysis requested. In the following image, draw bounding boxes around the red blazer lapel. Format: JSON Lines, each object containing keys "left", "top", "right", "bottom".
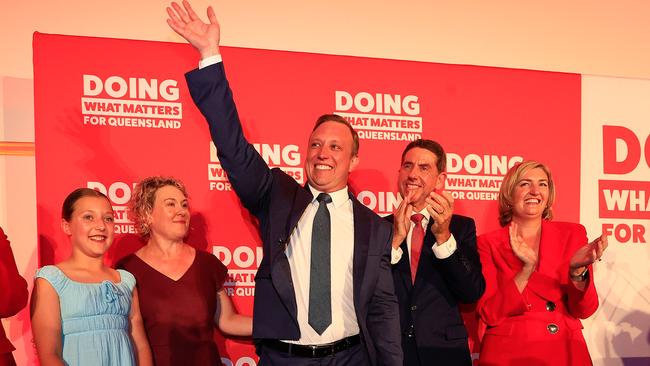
{"left": 537, "top": 221, "right": 566, "bottom": 278}
{"left": 527, "top": 221, "right": 564, "bottom": 301}
{"left": 495, "top": 225, "right": 524, "bottom": 274}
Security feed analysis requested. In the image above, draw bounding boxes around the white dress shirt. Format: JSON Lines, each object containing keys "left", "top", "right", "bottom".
{"left": 284, "top": 185, "right": 358, "bottom": 345}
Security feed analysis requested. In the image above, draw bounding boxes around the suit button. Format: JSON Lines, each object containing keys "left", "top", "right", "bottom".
{"left": 546, "top": 301, "right": 556, "bottom": 312}
{"left": 547, "top": 323, "right": 559, "bottom": 334}
{"left": 410, "top": 305, "right": 417, "bottom": 311}
{"left": 405, "top": 325, "right": 415, "bottom": 338}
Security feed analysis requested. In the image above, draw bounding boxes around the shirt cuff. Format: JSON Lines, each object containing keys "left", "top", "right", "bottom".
{"left": 391, "top": 247, "right": 403, "bottom": 265}
{"left": 431, "top": 234, "right": 457, "bottom": 259}
{"left": 199, "top": 54, "right": 223, "bottom": 69}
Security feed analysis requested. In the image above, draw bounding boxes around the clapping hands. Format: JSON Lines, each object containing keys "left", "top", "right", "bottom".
{"left": 509, "top": 222, "right": 538, "bottom": 273}
{"left": 569, "top": 234, "right": 608, "bottom": 275}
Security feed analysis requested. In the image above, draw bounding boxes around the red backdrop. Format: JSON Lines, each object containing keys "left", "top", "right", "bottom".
{"left": 33, "top": 33, "right": 581, "bottom": 364}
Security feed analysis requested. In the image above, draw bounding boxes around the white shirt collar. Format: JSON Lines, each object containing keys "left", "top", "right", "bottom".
{"left": 308, "top": 184, "right": 350, "bottom": 209}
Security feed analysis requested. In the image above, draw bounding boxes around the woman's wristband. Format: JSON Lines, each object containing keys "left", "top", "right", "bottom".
{"left": 570, "top": 268, "right": 589, "bottom": 282}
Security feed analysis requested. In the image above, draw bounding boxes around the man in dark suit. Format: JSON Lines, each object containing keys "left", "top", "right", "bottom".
{"left": 387, "top": 139, "right": 485, "bottom": 366}
{"left": 167, "top": 2, "right": 402, "bottom": 365}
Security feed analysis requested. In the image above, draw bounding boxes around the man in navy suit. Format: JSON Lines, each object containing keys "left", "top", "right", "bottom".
{"left": 387, "top": 139, "right": 485, "bottom": 366}
{"left": 167, "top": 2, "right": 402, "bottom": 365}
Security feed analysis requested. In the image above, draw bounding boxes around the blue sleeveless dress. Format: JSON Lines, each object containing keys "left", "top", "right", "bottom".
{"left": 35, "top": 265, "right": 136, "bottom": 366}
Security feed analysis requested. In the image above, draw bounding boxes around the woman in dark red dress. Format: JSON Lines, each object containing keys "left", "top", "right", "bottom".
{"left": 116, "top": 177, "right": 252, "bottom": 365}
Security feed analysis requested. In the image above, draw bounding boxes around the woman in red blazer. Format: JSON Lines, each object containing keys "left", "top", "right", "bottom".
{"left": 476, "top": 161, "right": 607, "bottom": 366}
{"left": 0, "top": 227, "right": 28, "bottom": 366}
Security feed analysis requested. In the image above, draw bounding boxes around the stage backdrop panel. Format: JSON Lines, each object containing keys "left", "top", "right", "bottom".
{"left": 580, "top": 75, "right": 650, "bottom": 366}
{"left": 33, "top": 32, "right": 581, "bottom": 365}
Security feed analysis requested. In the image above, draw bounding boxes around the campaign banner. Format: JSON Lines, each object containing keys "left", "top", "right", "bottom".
{"left": 33, "top": 33, "right": 581, "bottom": 364}
{"left": 580, "top": 75, "right": 650, "bottom": 365}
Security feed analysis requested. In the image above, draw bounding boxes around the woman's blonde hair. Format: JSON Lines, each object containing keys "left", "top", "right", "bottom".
{"left": 129, "top": 176, "right": 188, "bottom": 239}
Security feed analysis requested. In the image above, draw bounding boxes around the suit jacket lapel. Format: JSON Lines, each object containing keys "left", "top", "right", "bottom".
{"left": 529, "top": 221, "right": 564, "bottom": 301}
{"left": 537, "top": 221, "right": 563, "bottom": 277}
{"left": 496, "top": 222, "right": 565, "bottom": 280}
{"left": 481, "top": 223, "right": 564, "bottom": 302}
{"left": 271, "top": 185, "right": 313, "bottom": 319}
{"left": 496, "top": 225, "right": 525, "bottom": 273}
{"left": 286, "top": 185, "right": 314, "bottom": 241}
{"left": 397, "top": 240, "right": 413, "bottom": 291}
{"left": 352, "top": 197, "right": 370, "bottom": 310}
{"left": 386, "top": 215, "right": 413, "bottom": 291}
{"left": 412, "top": 219, "right": 435, "bottom": 291}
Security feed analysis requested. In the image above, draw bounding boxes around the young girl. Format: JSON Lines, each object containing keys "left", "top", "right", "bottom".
{"left": 31, "top": 188, "right": 152, "bottom": 366}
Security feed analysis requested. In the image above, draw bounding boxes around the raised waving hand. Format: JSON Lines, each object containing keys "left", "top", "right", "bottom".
{"left": 166, "top": 0, "right": 221, "bottom": 58}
